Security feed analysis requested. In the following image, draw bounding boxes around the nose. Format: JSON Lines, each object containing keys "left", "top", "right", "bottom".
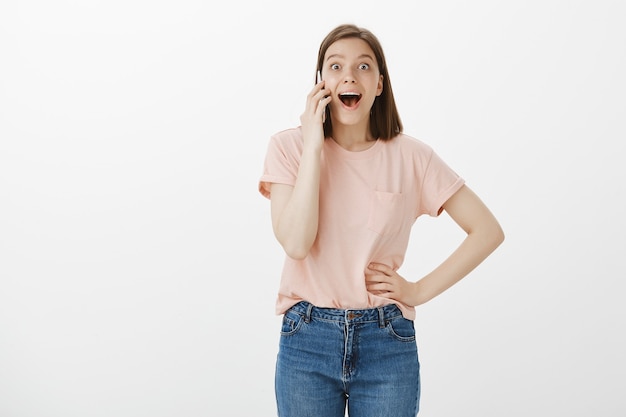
{"left": 343, "top": 69, "right": 356, "bottom": 83}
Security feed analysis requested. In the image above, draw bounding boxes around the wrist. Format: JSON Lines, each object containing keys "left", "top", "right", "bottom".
{"left": 302, "top": 142, "right": 323, "bottom": 156}
{"left": 411, "top": 280, "right": 427, "bottom": 307}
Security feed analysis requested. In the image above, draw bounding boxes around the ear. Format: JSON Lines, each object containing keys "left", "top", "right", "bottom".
{"left": 376, "top": 74, "right": 384, "bottom": 96}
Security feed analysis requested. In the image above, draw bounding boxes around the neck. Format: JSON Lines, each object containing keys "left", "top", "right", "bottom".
{"left": 331, "top": 122, "right": 375, "bottom": 151}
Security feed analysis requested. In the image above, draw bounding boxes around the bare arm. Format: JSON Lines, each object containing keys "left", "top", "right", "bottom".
{"left": 366, "top": 184, "right": 505, "bottom": 306}
{"left": 270, "top": 80, "right": 332, "bottom": 259}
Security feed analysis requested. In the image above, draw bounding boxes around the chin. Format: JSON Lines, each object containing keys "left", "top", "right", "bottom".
{"left": 333, "top": 112, "right": 368, "bottom": 126}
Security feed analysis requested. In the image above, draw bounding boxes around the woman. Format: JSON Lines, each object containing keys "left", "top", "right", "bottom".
{"left": 259, "top": 23, "right": 504, "bottom": 417}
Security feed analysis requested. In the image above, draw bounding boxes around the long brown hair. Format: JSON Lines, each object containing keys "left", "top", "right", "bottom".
{"left": 316, "top": 24, "right": 403, "bottom": 140}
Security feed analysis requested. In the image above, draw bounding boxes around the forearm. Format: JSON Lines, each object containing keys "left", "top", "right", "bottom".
{"left": 412, "top": 225, "right": 504, "bottom": 306}
{"left": 274, "top": 146, "right": 322, "bottom": 259}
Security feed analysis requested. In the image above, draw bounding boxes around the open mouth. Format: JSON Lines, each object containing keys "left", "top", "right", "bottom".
{"left": 339, "top": 92, "right": 362, "bottom": 108}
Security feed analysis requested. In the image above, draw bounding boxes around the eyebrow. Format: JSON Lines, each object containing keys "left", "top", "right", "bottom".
{"left": 325, "top": 53, "right": 375, "bottom": 62}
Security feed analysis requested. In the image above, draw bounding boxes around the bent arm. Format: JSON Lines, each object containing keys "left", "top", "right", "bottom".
{"left": 413, "top": 184, "right": 505, "bottom": 305}
{"left": 270, "top": 147, "right": 322, "bottom": 259}
{"left": 270, "top": 79, "right": 331, "bottom": 259}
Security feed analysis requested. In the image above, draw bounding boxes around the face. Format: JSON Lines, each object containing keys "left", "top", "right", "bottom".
{"left": 321, "top": 38, "right": 384, "bottom": 129}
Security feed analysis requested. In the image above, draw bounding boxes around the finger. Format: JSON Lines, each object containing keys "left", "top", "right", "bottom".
{"left": 306, "top": 86, "right": 330, "bottom": 114}
{"left": 366, "top": 283, "right": 388, "bottom": 292}
{"left": 308, "top": 79, "right": 325, "bottom": 95}
{"left": 366, "top": 280, "right": 394, "bottom": 290}
{"left": 312, "top": 86, "right": 330, "bottom": 102}
{"left": 368, "top": 263, "right": 393, "bottom": 275}
{"left": 365, "top": 273, "right": 389, "bottom": 283}
{"left": 304, "top": 83, "right": 324, "bottom": 110}
{"left": 316, "top": 95, "right": 331, "bottom": 114}
{"left": 307, "top": 81, "right": 327, "bottom": 104}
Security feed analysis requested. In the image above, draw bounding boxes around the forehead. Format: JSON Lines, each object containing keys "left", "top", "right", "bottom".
{"left": 324, "top": 38, "right": 376, "bottom": 62}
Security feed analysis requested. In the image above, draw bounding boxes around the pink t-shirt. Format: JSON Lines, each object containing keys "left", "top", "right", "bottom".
{"left": 259, "top": 127, "right": 465, "bottom": 320}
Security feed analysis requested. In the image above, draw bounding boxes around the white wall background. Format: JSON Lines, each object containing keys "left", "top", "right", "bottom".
{"left": 1, "top": 1, "right": 624, "bottom": 416}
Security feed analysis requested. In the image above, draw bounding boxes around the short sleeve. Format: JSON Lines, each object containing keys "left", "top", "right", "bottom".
{"left": 419, "top": 148, "right": 465, "bottom": 217}
{"left": 258, "top": 129, "right": 303, "bottom": 199}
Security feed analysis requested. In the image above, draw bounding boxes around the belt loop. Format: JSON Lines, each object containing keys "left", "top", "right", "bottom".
{"left": 304, "top": 303, "right": 313, "bottom": 323}
{"left": 377, "top": 307, "right": 385, "bottom": 328}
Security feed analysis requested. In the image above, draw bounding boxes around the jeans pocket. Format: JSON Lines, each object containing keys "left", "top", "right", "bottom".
{"left": 386, "top": 317, "right": 416, "bottom": 342}
{"left": 280, "top": 309, "right": 305, "bottom": 336}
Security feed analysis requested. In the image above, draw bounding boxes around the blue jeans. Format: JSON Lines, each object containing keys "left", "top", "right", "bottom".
{"left": 275, "top": 301, "right": 420, "bottom": 417}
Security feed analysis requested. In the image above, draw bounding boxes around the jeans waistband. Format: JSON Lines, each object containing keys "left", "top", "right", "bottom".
{"left": 288, "top": 301, "right": 404, "bottom": 327}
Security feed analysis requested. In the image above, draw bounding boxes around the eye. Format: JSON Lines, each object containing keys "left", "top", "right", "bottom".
{"left": 330, "top": 63, "right": 340, "bottom": 70}
{"left": 358, "top": 63, "right": 370, "bottom": 70}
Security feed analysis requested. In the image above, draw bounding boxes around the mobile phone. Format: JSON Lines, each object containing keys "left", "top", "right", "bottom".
{"left": 317, "top": 70, "right": 327, "bottom": 122}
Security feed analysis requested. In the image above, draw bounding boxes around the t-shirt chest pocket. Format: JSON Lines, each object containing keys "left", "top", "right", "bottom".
{"left": 367, "top": 191, "right": 405, "bottom": 236}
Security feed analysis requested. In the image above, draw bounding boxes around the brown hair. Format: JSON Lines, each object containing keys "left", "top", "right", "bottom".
{"left": 316, "top": 24, "right": 403, "bottom": 140}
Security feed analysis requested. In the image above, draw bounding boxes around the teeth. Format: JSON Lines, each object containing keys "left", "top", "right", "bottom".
{"left": 340, "top": 92, "right": 360, "bottom": 97}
